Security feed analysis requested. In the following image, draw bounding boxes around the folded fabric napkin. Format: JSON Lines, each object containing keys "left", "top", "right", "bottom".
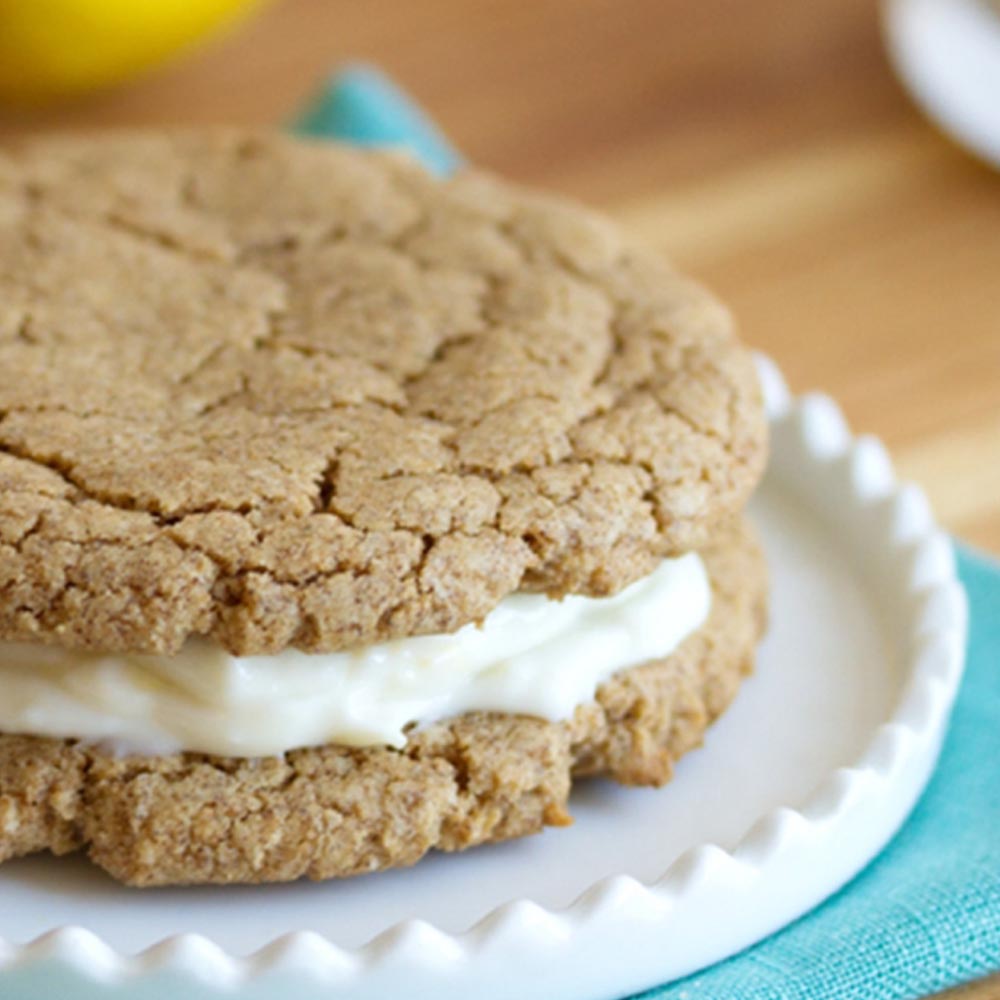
{"left": 295, "top": 67, "right": 1000, "bottom": 1000}
{"left": 645, "top": 543, "right": 1000, "bottom": 1000}
{"left": 292, "top": 63, "right": 463, "bottom": 175}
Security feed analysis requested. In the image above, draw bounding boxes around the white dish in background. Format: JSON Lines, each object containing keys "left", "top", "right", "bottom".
{"left": 884, "top": 0, "right": 1000, "bottom": 169}
{"left": 0, "top": 356, "right": 968, "bottom": 1000}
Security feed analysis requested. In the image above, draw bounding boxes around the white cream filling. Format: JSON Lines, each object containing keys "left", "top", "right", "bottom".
{"left": 0, "top": 553, "right": 710, "bottom": 757}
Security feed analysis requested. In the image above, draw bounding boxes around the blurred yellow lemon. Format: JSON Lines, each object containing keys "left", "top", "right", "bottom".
{"left": 0, "top": 0, "right": 269, "bottom": 103}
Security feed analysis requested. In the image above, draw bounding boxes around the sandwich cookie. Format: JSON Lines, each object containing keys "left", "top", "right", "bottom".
{"left": 0, "top": 132, "right": 767, "bottom": 884}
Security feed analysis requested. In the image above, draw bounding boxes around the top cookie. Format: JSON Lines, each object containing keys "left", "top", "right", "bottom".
{"left": 0, "top": 131, "right": 766, "bottom": 655}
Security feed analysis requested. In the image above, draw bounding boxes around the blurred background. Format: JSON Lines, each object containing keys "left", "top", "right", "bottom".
{"left": 0, "top": 0, "right": 997, "bottom": 551}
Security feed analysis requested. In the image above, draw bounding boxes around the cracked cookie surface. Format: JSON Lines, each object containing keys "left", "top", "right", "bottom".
{"left": 0, "top": 517, "right": 766, "bottom": 886}
{"left": 0, "top": 131, "right": 766, "bottom": 654}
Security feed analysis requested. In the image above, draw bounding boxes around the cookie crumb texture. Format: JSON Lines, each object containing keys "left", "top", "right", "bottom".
{"left": 0, "top": 519, "right": 764, "bottom": 886}
{"left": 0, "top": 132, "right": 766, "bottom": 655}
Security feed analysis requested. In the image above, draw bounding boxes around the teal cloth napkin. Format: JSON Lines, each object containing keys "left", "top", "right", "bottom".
{"left": 642, "top": 543, "right": 1000, "bottom": 1000}
{"left": 293, "top": 64, "right": 463, "bottom": 176}
{"left": 296, "top": 68, "right": 1000, "bottom": 1000}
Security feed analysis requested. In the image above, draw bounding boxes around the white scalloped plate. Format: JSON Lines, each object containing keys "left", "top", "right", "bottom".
{"left": 0, "top": 356, "right": 967, "bottom": 1000}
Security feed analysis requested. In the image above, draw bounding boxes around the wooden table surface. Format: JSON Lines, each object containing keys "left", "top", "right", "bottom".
{"left": 0, "top": 3, "right": 997, "bottom": 994}
{"left": 2, "top": 0, "right": 998, "bottom": 555}
{"left": 1, "top": 0, "right": 998, "bottom": 555}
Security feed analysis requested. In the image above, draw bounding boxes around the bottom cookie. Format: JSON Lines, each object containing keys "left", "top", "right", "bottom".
{"left": 0, "top": 518, "right": 766, "bottom": 887}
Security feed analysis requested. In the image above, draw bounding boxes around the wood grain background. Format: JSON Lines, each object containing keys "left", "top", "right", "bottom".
{"left": 0, "top": 3, "right": 997, "bottom": 995}
{"left": 1, "top": 0, "right": 998, "bottom": 553}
